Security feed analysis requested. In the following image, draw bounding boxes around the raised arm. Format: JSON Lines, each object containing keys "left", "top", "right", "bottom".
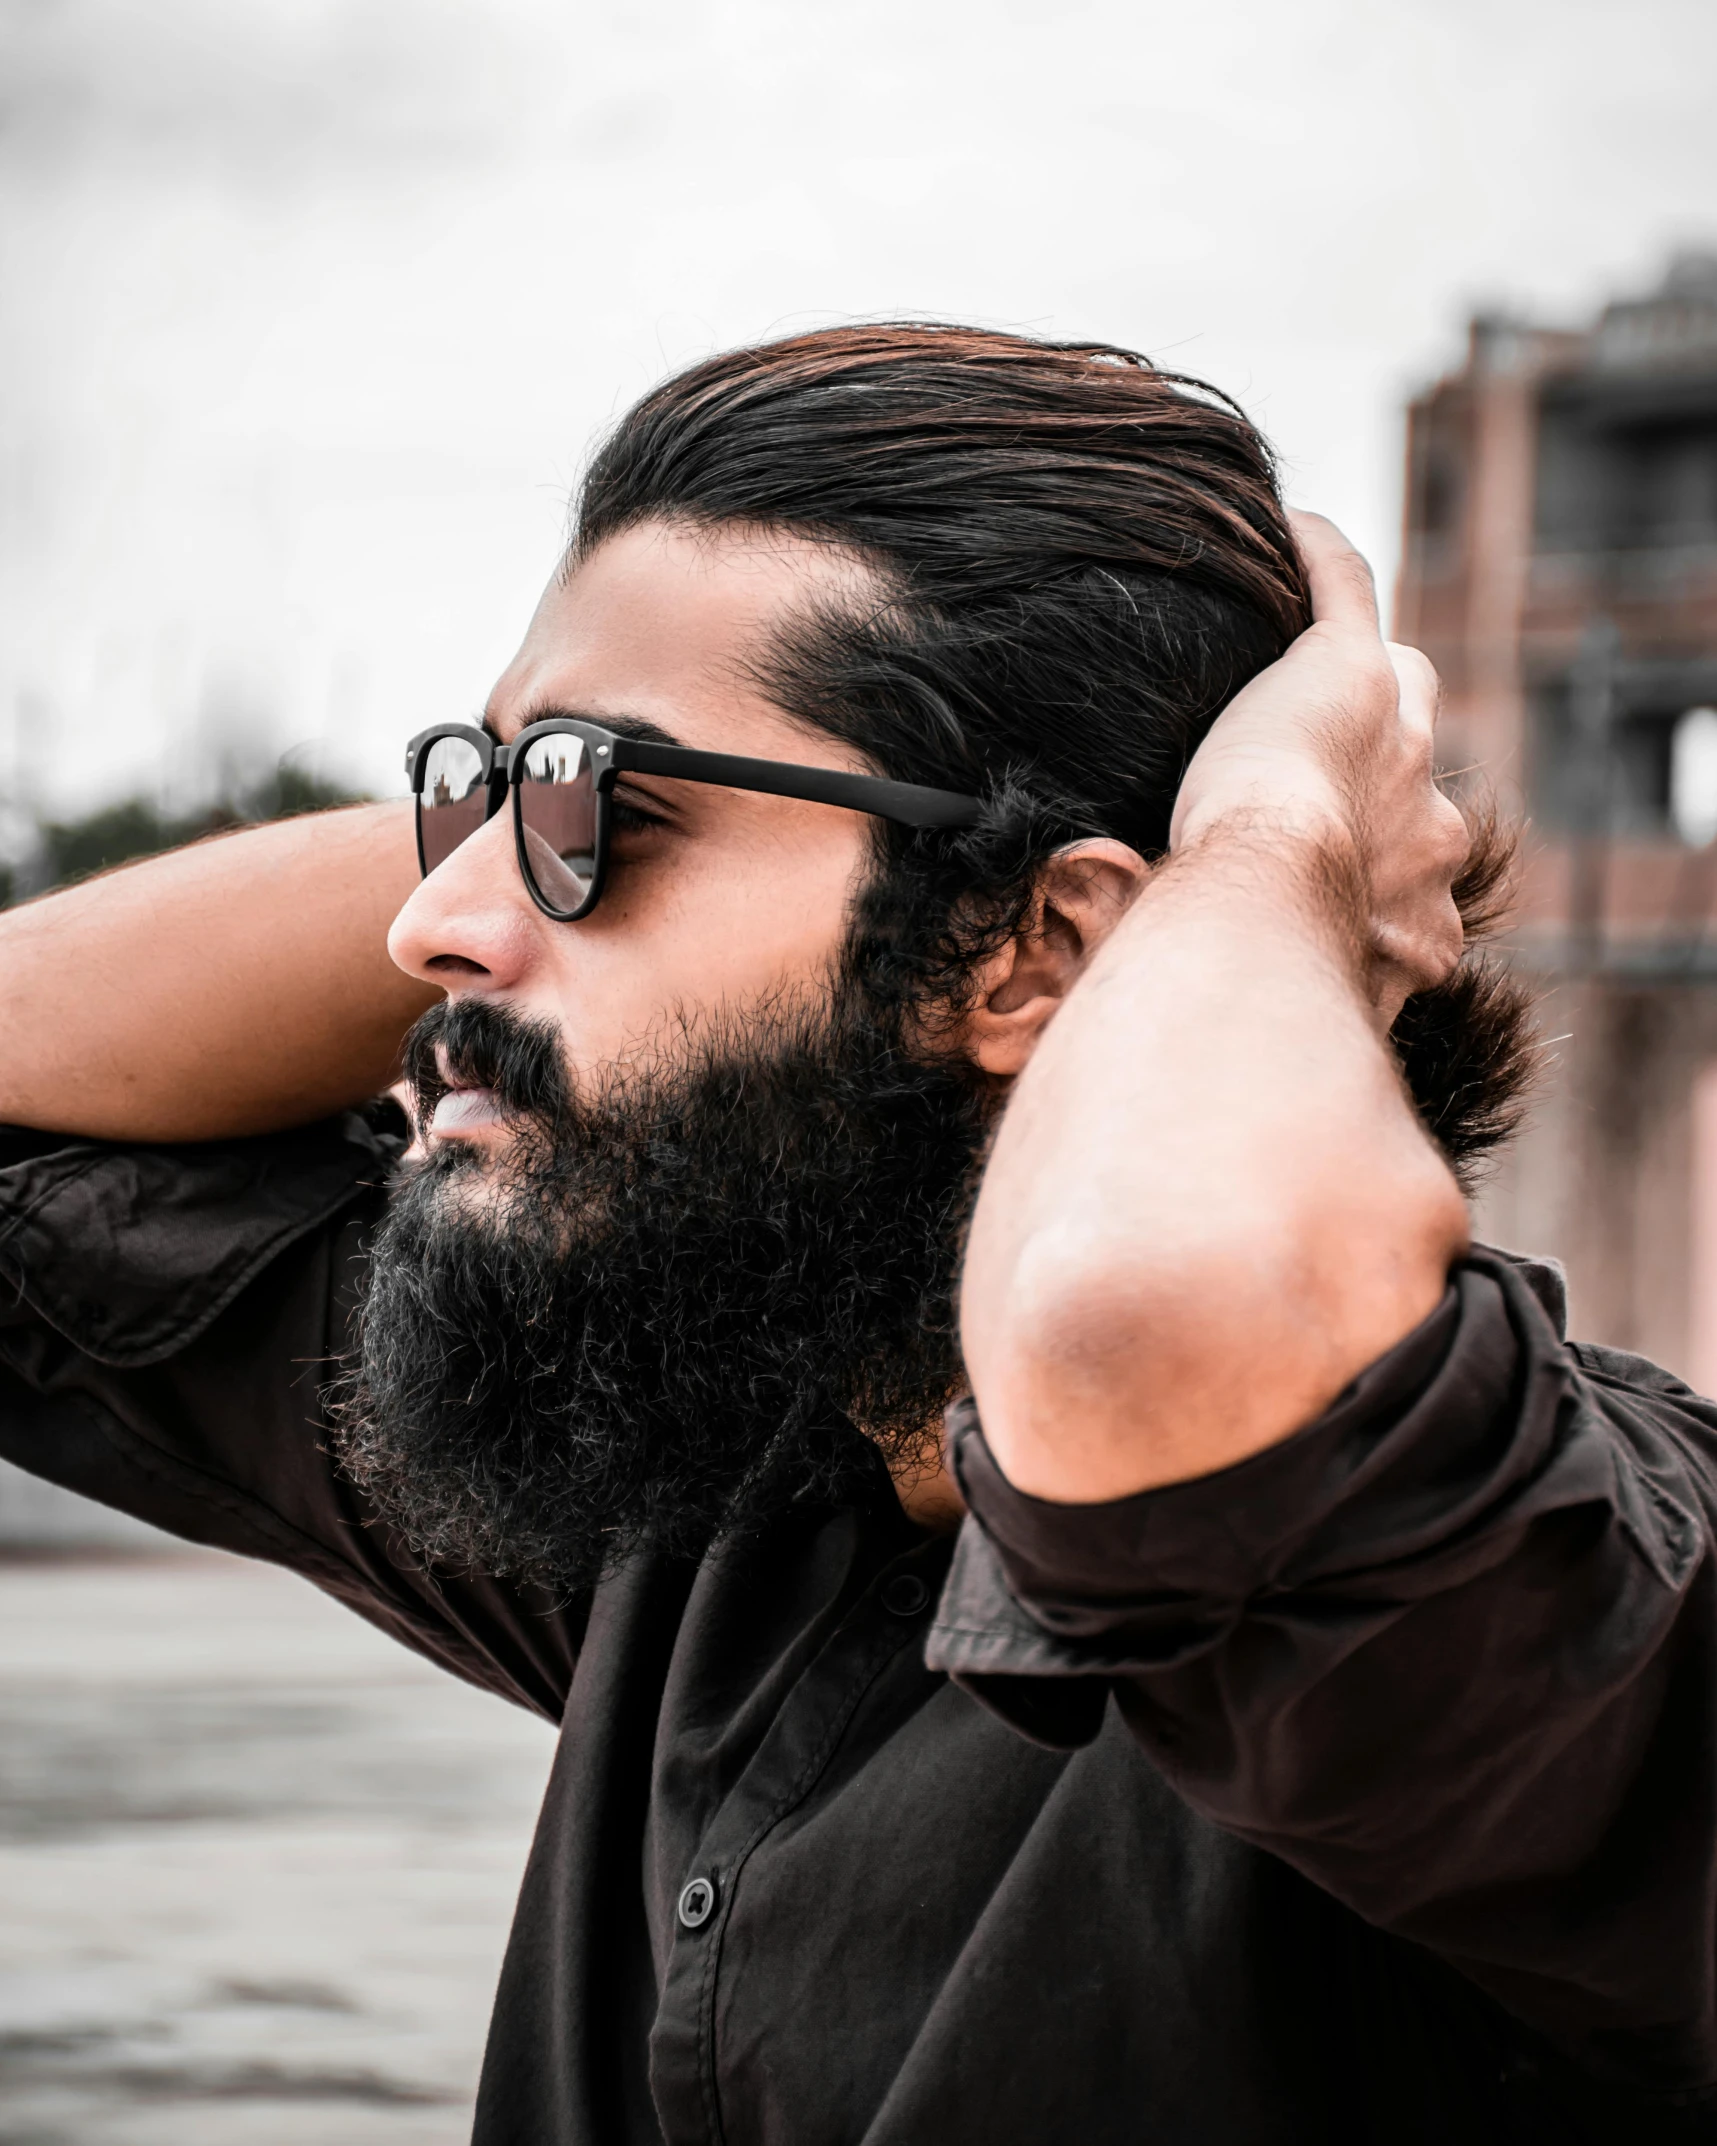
{"left": 0, "top": 802, "right": 434, "bottom": 1141}
{"left": 938, "top": 526, "right": 1717, "bottom": 2095}
{"left": 960, "top": 515, "right": 1473, "bottom": 1501}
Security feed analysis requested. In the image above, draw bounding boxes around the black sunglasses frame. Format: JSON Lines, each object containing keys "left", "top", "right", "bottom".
{"left": 405, "top": 717, "right": 983, "bottom": 923}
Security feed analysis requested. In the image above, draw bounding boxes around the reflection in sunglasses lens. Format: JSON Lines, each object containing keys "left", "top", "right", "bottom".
{"left": 417, "top": 736, "right": 488, "bottom": 872}
{"left": 517, "top": 734, "right": 598, "bottom": 915}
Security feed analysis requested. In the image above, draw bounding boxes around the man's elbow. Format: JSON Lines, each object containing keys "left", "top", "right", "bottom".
{"left": 962, "top": 1160, "right": 1468, "bottom": 1504}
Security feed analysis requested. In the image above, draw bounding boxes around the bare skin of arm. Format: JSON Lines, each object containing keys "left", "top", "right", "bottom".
{"left": 959, "top": 516, "right": 1473, "bottom": 1502}
{"left": 0, "top": 802, "right": 434, "bottom": 1141}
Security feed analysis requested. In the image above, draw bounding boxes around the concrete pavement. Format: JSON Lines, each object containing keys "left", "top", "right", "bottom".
{"left": 0, "top": 1548, "right": 555, "bottom": 2145}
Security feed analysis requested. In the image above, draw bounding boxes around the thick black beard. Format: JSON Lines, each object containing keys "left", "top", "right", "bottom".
{"left": 332, "top": 990, "right": 988, "bottom": 1595}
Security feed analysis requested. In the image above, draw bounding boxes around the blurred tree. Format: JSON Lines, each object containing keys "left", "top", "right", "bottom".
{"left": 7, "top": 765, "right": 368, "bottom": 904}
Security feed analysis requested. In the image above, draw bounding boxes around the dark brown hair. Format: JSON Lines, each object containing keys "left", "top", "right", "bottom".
{"left": 575, "top": 323, "right": 1532, "bottom": 1180}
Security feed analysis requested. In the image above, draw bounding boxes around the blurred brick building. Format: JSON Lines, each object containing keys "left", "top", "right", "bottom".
{"left": 1396, "top": 253, "right": 1717, "bottom": 1380}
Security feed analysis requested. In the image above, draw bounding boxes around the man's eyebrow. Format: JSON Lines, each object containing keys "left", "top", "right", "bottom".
{"left": 510, "top": 706, "right": 683, "bottom": 749}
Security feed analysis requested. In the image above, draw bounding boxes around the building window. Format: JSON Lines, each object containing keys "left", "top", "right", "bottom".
{"left": 1671, "top": 706, "right": 1717, "bottom": 846}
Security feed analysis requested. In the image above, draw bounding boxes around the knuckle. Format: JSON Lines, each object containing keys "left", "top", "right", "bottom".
{"left": 1386, "top": 639, "right": 1438, "bottom": 684}
{"left": 1386, "top": 643, "right": 1442, "bottom": 726}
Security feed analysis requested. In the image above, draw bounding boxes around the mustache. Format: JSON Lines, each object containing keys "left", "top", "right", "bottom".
{"left": 401, "top": 999, "right": 570, "bottom": 1128}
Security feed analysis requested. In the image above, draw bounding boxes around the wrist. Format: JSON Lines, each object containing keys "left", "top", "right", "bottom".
{"left": 1169, "top": 764, "right": 1351, "bottom": 858}
{"left": 1153, "top": 806, "right": 1372, "bottom": 1004}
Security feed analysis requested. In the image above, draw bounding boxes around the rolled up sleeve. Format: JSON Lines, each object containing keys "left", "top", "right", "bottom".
{"left": 927, "top": 1249, "right": 1717, "bottom": 2099}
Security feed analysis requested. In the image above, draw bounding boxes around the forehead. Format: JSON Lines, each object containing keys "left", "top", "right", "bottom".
{"left": 486, "top": 520, "right": 872, "bottom": 760}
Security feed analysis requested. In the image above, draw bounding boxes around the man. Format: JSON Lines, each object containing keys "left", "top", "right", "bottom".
{"left": 1, "top": 325, "right": 1711, "bottom": 2143}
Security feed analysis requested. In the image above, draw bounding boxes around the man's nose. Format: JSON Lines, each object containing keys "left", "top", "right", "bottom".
{"left": 387, "top": 800, "right": 542, "bottom": 992}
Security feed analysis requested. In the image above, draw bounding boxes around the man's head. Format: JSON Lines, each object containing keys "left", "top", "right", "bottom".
{"left": 389, "top": 324, "right": 1318, "bottom": 1100}
{"left": 343, "top": 324, "right": 1531, "bottom": 1589}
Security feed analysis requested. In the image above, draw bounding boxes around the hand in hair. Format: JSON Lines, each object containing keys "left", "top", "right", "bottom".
{"left": 1170, "top": 511, "right": 1470, "bottom": 1032}
{"left": 959, "top": 514, "right": 1472, "bottom": 1502}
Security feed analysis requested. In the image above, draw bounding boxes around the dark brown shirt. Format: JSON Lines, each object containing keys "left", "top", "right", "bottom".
{"left": 2, "top": 1113, "right": 1715, "bottom": 2142}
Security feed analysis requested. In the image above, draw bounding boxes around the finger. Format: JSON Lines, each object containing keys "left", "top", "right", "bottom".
{"left": 1289, "top": 510, "right": 1382, "bottom": 641}
{"left": 1385, "top": 643, "right": 1442, "bottom": 743}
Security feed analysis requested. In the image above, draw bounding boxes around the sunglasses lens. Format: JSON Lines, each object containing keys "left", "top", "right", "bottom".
{"left": 517, "top": 733, "right": 598, "bottom": 914}
{"left": 417, "top": 735, "right": 488, "bottom": 873}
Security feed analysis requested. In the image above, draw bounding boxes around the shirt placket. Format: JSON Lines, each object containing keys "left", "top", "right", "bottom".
{"left": 646, "top": 1544, "right": 946, "bottom": 2146}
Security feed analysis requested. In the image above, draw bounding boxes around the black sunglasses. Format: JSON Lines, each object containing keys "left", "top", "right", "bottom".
{"left": 405, "top": 718, "right": 983, "bottom": 923}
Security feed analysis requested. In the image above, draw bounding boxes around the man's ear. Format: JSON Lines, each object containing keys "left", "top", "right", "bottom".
{"left": 963, "top": 840, "right": 1152, "bottom": 1079}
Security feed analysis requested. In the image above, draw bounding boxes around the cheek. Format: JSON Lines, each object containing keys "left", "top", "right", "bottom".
{"left": 706, "top": 827, "right": 869, "bottom": 971}
{"left": 539, "top": 819, "right": 871, "bottom": 1073}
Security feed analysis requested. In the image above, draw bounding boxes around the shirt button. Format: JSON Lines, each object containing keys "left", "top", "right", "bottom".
{"left": 881, "top": 1572, "right": 930, "bottom": 1618}
{"left": 677, "top": 1875, "right": 718, "bottom": 1930}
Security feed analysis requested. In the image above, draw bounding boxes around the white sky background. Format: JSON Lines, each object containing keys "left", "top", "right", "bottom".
{"left": 2, "top": 0, "right": 1714, "bottom": 819}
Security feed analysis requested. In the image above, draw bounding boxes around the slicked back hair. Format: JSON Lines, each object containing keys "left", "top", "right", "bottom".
{"left": 573, "top": 324, "right": 1533, "bottom": 1180}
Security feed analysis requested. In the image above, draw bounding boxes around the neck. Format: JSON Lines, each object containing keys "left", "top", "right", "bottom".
{"left": 890, "top": 1446, "right": 967, "bottom": 1532}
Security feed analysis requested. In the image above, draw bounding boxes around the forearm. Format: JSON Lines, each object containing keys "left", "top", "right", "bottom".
{"left": 0, "top": 802, "right": 435, "bottom": 1141}
{"left": 960, "top": 822, "right": 1468, "bottom": 1502}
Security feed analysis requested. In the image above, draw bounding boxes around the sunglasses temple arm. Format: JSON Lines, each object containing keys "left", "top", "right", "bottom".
{"left": 618, "top": 740, "right": 981, "bottom": 830}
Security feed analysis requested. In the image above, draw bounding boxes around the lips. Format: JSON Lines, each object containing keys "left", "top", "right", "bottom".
{"left": 427, "top": 1087, "right": 507, "bottom": 1139}
{"left": 425, "top": 1040, "right": 509, "bottom": 1141}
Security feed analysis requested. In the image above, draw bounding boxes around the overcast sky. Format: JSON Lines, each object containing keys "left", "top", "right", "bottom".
{"left": 2, "top": 0, "right": 1714, "bottom": 817}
